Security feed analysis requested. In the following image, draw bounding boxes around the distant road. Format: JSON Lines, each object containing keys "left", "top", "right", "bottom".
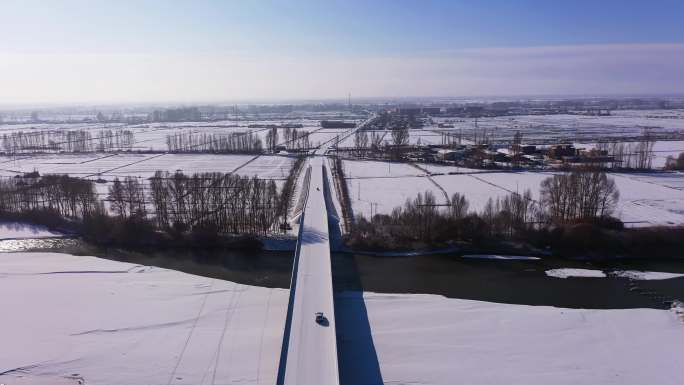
{"left": 313, "top": 114, "right": 375, "bottom": 155}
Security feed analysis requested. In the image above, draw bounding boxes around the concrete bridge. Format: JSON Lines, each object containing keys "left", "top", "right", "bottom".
{"left": 277, "top": 117, "right": 377, "bottom": 385}
{"left": 277, "top": 156, "right": 340, "bottom": 385}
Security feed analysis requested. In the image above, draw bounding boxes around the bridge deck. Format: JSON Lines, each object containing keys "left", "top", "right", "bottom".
{"left": 281, "top": 157, "right": 340, "bottom": 385}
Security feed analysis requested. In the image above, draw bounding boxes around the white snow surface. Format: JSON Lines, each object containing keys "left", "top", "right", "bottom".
{"left": 347, "top": 176, "right": 447, "bottom": 217}
{"left": 578, "top": 140, "right": 684, "bottom": 169}
{"left": 416, "top": 163, "right": 488, "bottom": 175}
{"left": 613, "top": 270, "right": 684, "bottom": 280}
{"left": 0, "top": 252, "right": 288, "bottom": 385}
{"left": 0, "top": 222, "right": 63, "bottom": 239}
{"left": 2, "top": 252, "right": 684, "bottom": 385}
{"left": 342, "top": 159, "right": 425, "bottom": 178}
{"left": 0, "top": 153, "right": 294, "bottom": 181}
{"left": 359, "top": 291, "right": 684, "bottom": 385}
{"left": 343, "top": 160, "right": 684, "bottom": 226}
{"left": 546, "top": 268, "right": 607, "bottom": 278}
{"left": 462, "top": 254, "right": 541, "bottom": 260}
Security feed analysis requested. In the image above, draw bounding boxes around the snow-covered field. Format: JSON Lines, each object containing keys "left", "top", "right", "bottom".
{"left": 350, "top": 291, "right": 684, "bottom": 385}
{"left": 342, "top": 159, "right": 425, "bottom": 178}
{"left": 434, "top": 173, "right": 524, "bottom": 211}
{"left": 573, "top": 140, "right": 684, "bottom": 169}
{"left": 347, "top": 176, "right": 448, "bottom": 215}
{"left": 335, "top": 129, "right": 449, "bottom": 148}
{"left": 650, "top": 140, "right": 684, "bottom": 168}
{"left": 0, "top": 252, "right": 288, "bottom": 385}
{"left": 0, "top": 119, "right": 333, "bottom": 153}
{"left": 432, "top": 109, "right": 684, "bottom": 143}
{"left": 0, "top": 153, "right": 295, "bottom": 203}
{"left": 3, "top": 252, "right": 684, "bottom": 385}
{"left": 415, "top": 163, "right": 488, "bottom": 175}
{"left": 306, "top": 128, "right": 349, "bottom": 148}
{"left": 0, "top": 153, "right": 294, "bottom": 180}
{"left": 344, "top": 160, "right": 684, "bottom": 226}
{"left": 342, "top": 160, "right": 445, "bottom": 215}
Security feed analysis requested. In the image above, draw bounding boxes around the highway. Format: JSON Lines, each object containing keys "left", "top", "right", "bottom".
{"left": 281, "top": 156, "right": 340, "bottom": 385}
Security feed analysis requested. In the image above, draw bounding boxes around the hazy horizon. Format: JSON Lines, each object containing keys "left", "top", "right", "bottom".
{"left": 4, "top": 92, "right": 684, "bottom": 111}
{"left": 2, "top": 0, "right": 683, "bottom": 105}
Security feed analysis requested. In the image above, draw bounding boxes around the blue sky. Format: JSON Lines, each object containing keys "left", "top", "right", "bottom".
{"left": 1, "top": 0, "right": 683, "bottom": 104}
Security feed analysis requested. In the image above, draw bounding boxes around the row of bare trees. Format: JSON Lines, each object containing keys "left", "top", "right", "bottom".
{"left": 596, "top": 130, "right": 656, "bottom": 169}
{"left": 96, "top": 130, "right": 136, "bottom": 152}
{"left": 344, "top": 129, "right": 405, "bottom": 159}
{"left": 540, "top": 171, "right": 619, "bottom": 223}
{"left": 265, "top": 126, "right": 279, "bottom": 152}
{"left": 0, "top": 170, "right": 292, "bottom": 240}
{"left": 343, "top": 131, "right": 387, "bottom": 157}
{"left": 145, "top": 171, "right": 282, "bottom": 235}
{"left": 481, "top": 189, "right": 535, "bottom": 237}
{"left": 0, "top": 175, "right": 101, "bottom": 219}
{"left": 165, "top": 132, "right": 263, "bottom": 153}
{"left": 278, "top": 156, "right": 305, "bottom": 218}
{"left": 105, "top": 172, "right": 285, "bottom": 235}
{"left": 108, "top": 177, "right": 147, "bottom": 219}
{"left": 353, "top": 131, "right": 370, "bottom": 156}
{"left": 349, "top": 170, "right": 621, "bottom": 249}
{"left": 391, "top": 127, "right": 409, "bottom": 147}
{"left": 1, "top": 130, "right": 135, "bottom": 154}
{"left": 279, "top": 127, "right": 312, "bottom": 150}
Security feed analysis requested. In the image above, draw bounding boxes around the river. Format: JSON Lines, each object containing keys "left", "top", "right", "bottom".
{"left": 2, "top": 237, "right": 683, "bottom": 309}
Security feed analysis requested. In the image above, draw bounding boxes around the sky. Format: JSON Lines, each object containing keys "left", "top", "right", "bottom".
{"left": 1, "top": 0, "right": 683, "bottom": 105}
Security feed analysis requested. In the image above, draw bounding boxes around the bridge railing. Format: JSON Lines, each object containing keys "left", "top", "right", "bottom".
{"left": 288, "top": 165, "right": 311, "bottom": 222}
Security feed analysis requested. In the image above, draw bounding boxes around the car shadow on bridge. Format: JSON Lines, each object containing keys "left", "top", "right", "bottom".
{"left": 333, "top": 253, "right": 384, "bottom": 385}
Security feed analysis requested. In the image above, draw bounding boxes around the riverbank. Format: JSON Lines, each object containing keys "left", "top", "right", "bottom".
{"left": 2, "top": 251, "right": 683, "bottom": 385}
{"left": 0, "top": 212, "right": 298, "bottom": 252}
{"left": 345, "top": 223, "right": 684, "bottom": 261}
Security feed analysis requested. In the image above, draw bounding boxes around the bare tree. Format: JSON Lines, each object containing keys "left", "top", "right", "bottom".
{"left": 449, "top": 192, "right": 469, "bottom": 220}
{"left": 392, "top": 127, "right": 409, "bottom": 147}
{"left": 354, "top": 131, "right": 369, "bottom": 157}
{"left": 108, "top": 178, "right": 128, "bottom": 219}
{"left": 540, "top": 170, "right": 619, "bottom": 224}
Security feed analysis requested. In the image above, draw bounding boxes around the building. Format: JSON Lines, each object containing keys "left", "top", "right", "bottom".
{"left": 320, "top": 120, "right": 356, "bottom": 129}
{"left": 421, "top": 107, "right": 442, "bottom": 115}
{"left": 547, "top": 144, "right": 577, "bottom": 160}
{"left": 395, "top": 107, "right": 422, "bottom": 116}
{"left": 434, "top": 148, "right": 463, "bottom": 161}
{"left": 150, "top": 107, "right": 202, "bottom": 122}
